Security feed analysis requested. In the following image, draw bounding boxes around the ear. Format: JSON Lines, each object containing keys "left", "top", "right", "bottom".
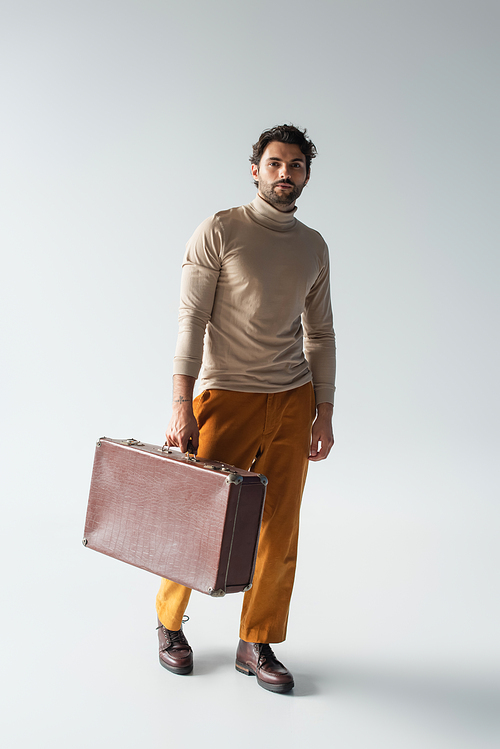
{"left": 251, "top": 163, "right": 259, "bottom": 182}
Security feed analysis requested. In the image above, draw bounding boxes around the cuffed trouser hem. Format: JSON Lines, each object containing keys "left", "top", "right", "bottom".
{"left": 238, "top": 630, "right": 287, "bottom": 645}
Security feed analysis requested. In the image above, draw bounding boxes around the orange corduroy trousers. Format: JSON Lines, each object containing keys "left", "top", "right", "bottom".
{"left": 156, "top": 381, "right": 316, "bottom": 644}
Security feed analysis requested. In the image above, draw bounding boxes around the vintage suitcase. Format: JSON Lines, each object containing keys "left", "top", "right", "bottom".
{"left": 83, "top": 437, "right": 267, "bottom": 596}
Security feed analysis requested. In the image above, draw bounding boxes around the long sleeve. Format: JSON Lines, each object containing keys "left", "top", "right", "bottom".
{"left": 173, "top": 216, "right": 223, "bottom": 378}
{"left": 302, "top": 250, "right": 336, "bottom": 405}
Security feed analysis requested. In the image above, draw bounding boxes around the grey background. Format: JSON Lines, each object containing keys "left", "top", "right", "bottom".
{"left": 1, "top": 1, "right": 499, "bottom": 747}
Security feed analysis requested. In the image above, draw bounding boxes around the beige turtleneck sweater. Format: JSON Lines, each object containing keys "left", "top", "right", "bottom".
{"left": 173, "top": 195, "right": 336, "bottom": 405}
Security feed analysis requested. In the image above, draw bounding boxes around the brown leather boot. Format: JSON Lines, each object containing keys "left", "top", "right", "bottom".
{"left": 157, "top": 617, "right": 193, "bottom": 675}
{"left": 235, "top": 639, "right": 294, "bottom": 693}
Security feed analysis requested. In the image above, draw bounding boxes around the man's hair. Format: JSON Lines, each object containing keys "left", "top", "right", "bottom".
{"left": 250, "top": 124, "right": 317, "bottom": 185}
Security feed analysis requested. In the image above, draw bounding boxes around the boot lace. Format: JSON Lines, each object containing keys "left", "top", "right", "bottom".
{"left": 156, "top": 615, "right": 190, "bottom": 649}
{"left": 257, "top": 643, "right": 279, "bottom": 667}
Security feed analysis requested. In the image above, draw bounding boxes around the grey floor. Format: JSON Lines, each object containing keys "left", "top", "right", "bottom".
{"left": 3, "top": 467, "right": 499, "bottom": 749}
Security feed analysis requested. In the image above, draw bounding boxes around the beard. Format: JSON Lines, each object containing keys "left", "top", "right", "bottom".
{"left": 258, "top": 178, "right": 305, "bottom": 208}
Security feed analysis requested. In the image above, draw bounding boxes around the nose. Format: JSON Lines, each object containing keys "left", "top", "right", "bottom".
{"left": 279, "top": 164, "right": 289, "bottom": 179}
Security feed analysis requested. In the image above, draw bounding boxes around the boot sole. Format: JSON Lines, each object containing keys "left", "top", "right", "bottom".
{"left": 235, "top": 660, "right": 294, "bottom": 693}
{"left": 159, "top": 656, "right": 193, "bottom": 675}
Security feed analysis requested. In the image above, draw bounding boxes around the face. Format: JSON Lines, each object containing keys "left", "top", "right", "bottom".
{"left": 251, "top": 141, "right": 309, "bottom": 210}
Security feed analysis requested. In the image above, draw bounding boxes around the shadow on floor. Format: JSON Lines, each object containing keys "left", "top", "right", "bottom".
{"left": 323, "top": 662, "right": 500, "bottom": 742}
{"left": 191, "top": 648, "right": 319, "bottom": 696}
{"left": 192, "top": 649, "right": 235, "bottom": 676}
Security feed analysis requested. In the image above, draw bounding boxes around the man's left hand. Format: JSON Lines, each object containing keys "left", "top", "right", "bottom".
{"left": 309, "top": 402, "right": 334, "bottom": 461}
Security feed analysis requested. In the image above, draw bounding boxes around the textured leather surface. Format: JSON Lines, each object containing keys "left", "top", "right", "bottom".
{"left": 235, "top": 640, "right": 294, "bottom": 692}
{"left": 83, "top": 438, "right": 266, "bottom": 595}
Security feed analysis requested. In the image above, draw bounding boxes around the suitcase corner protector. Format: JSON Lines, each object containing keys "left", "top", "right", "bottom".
{"left": 226, "top": 473, "right": 243, "bottom": 485}
{"left": 208, "top": 588, "right": 226, "bottom": 597}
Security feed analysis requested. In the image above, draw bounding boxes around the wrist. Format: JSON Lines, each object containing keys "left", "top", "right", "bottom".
{"left": 172, "top": 397, "right": 194, "bottom": 410}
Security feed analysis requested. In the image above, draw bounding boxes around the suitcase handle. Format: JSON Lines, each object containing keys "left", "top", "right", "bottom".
{"left": 162, "top": 439, "right": 198, "bottom": 460}
{"left": 186, "top": 438, "right": 197, "bottom": 458}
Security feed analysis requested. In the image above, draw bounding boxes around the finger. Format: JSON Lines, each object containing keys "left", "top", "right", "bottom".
{"left": 308, "top": 442, "right": 323, "bottom": 461}
{"left": 318, "top": 439, "right": 334, "bottom": 460}
{"left": 308, "top": 437, "right": 334, "bottom": 461}
{"left": 190, "top": 428, "right": 200, "bottom": 452}
{"left": 309, "top": 434, "right": 319, "bottom": 458}
{"left": 165, "top": 429, "right": 181, "bottom": 448}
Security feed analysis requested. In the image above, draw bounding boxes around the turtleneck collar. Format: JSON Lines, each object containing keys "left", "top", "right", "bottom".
{"left": 248, "top": 194, "right": 298, "bottom": 232}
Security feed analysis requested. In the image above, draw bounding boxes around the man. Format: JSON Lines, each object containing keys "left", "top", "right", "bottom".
{"left": 157, "top": 124, "right": 336, "bottom": 694}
